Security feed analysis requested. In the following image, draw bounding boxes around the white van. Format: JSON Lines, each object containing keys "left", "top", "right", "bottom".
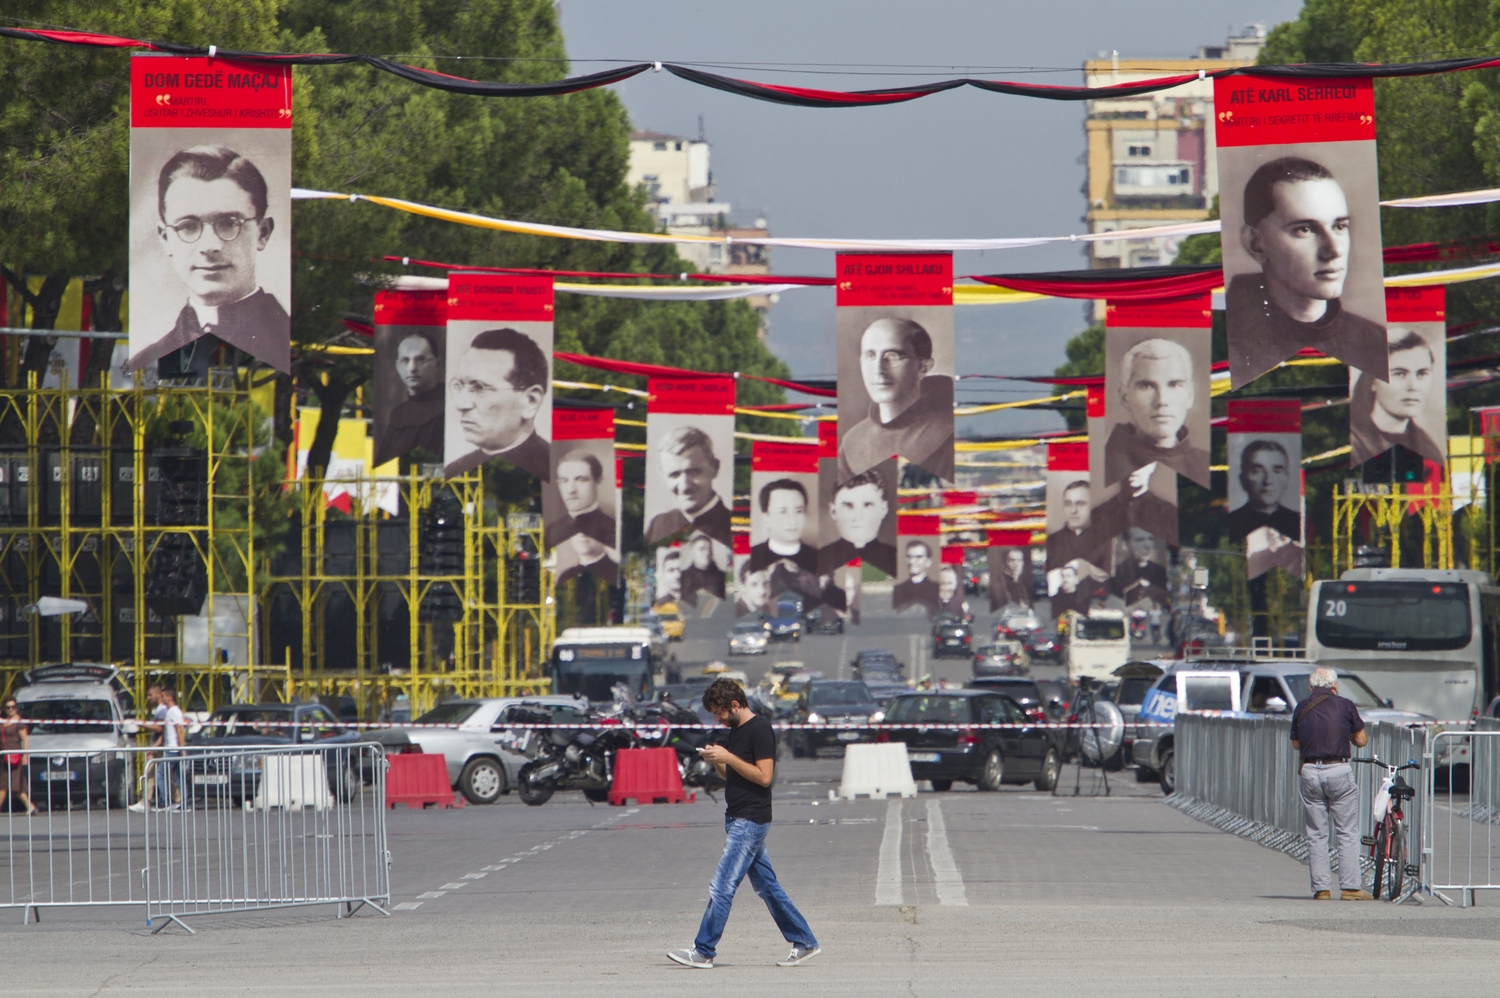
{"left": 1064, "top": 610, "right": 1131, "bottom": 684}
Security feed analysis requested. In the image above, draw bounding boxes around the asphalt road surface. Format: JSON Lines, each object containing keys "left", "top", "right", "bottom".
{"left": 7, "top": 596, "right": 1500, "bottom": 996}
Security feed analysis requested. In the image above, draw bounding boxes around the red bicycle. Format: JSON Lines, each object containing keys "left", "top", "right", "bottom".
{"left": 1354, "top": 756, "right": 1419, "bottom": 901}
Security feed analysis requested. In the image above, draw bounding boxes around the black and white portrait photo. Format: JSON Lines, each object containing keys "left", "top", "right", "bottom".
{"left": 443, "top": 325, "right": 553, "bottom": 480}
{"left": 1110, "top": 527, "right": 1171, "bottom": 610}
{"left": 837, "top": 310, "right": 954, "bottom": 482}
{"left": 555, "top": 530, "right": 619, "bottom": 588}
{"left": 644, "top": 417, "right": 735, "bottom": 549}
{"left": 1227, "top": 435, "right": 1302, "bottom": 544}
{"left": 1045, "top": 475, "right": 1109, "bottom": 576}
{"left": 1247, "top": 524, "right": 1304, "bottom": 580}
{"left": 654, "top": 546, "right": 684, "bottom": 609}
{"left": 988, "top": 546, "right": 1033, "bottom": 612}
{"left": 680, "top": 531, "right": 728, "bottom": 603}
{"left": 128, "top": 136, "right": 292, "bottom": 373}
{"left": 1103, "top": 330, "right": 1211, "bottom": 489}
{"left": 544, "top": 440, "right": 618, "bottom": 552}
{"left": 373, "top": 323, "right": 445, "bottom": 466}
{"left": 733, "top": 555, "right": 770, "bottom": 619}
{"left": 1349, "top": 324, "right": 1446, "bottom": 469}
{"left": 749, "top": 476, "right": 818, "bottom": 576}
{"left": 892, "top": 535, "right": 942, "bottom": 619}
{"left": 817, "top": 462, "right": 897, "bottom": 577}
{"left": 1220, "top": 150, "right": 1388, "bottom": 388}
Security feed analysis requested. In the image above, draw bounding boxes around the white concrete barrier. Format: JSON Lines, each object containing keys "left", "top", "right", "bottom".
{"left": 253, "top": 753, "right": 332, "bottom": 810}
{"left": 838, "top": 743, "right": 918, "bottom": 800}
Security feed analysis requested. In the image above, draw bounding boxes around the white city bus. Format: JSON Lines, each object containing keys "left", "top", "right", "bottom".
{"left": 1305, "top": 569, "right": 1500, "bottom": 730}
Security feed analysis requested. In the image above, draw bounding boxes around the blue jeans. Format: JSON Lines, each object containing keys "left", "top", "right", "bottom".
{"left": 155, "top": 751, "right": 186, "bottom": 808}
{"left": 694, "top": 817, "right": 817, "bottom": 959}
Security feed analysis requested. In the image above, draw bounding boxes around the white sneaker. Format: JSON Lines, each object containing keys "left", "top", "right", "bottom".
{"left": 777, "top": 946, "right": 822, "bottom": 967}
{"left": 666, "top": 949, "right": 714, "bottom": 969}
{"left": 127, "top": 801, "right": 146, "bottom": 813}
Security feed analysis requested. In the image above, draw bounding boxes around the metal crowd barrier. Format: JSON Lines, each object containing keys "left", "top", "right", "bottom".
{"left": 0, "top": 745, "right": 389, "bottom": 930}
{"left": 1423, "top": 723, "right": 1500, "bottom": 906}
{"left": 1175, "top": 713, "right": 1426, "bottom": 892}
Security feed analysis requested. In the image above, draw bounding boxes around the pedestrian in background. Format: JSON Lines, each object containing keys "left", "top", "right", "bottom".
{"left": 1291, "top": 666, "right": 1373, "bottom": 900}
{"left": 154, "top": 686, "right": 188, "bottom": 811}
{"left": 667, "top": 677, "right": 819, "bottom": 969}
{"left": 0, "top": 698, "right": 37, "bottom": 816}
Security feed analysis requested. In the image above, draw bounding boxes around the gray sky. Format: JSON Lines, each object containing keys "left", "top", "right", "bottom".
{"left": 558, "top": 0, "right": 1303, "bottom": 436}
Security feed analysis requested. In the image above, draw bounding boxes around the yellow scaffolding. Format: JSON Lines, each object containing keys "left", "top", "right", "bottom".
{"left": 1332, "top": 482, "right": 1455, "bottom": 576}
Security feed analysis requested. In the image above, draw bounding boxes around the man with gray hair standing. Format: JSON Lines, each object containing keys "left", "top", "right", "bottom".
{"left": 1290, "top": 666, "right": 1373, "bottom": 901}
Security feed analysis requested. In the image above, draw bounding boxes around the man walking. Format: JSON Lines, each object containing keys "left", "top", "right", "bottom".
{"left": 668, "top": 678, "right": 819, "bottom": 969}
{"left": 1290, "top": 667, "right": 1373, "bottom": 900}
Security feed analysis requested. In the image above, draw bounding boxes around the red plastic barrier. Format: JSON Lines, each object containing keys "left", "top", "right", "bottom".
{"left": 609, "top": 747, "right": 694, "bottom": 806}
{"left": 386, "top": 753, "right": 464, "bottom": 809}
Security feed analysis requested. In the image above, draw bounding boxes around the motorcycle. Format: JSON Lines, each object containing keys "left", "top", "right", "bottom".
{"left": 635, "top": 698, "right": 726, "bottom": 796}
{"left": 1129, "top": 609, "right": 1149, "bottom": 642}
{"left": 515, "top": 691, "right": 641, "bottom": 806}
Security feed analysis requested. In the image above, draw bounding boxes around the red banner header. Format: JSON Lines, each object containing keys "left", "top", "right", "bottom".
{"left": 940, "top": 546, "right": 966, "bottom": 565}
{"left": 1227, "top": 399, "right": 1302, "bottom": 434}
{"left": 1086, "top": 384, "right": 1106, "bottom": 419}
{"left": 647, "top": 376, "right": 736, "bottom": 415}
{"left": 898, "top": 514, "right": 941, "bottom": 537}
{"left": 752, "top": 439, "right": 820, "bottom": 474}
{"left": 447, "top": 273, "right": 554, "bottom": 322}
{"left": 989, "top": 529, "right": 1031, "bottom": 547}
{"left": 374, "top": 289, "right": 447, "bottom": 327}
{"left": 1047, "top": 441, "right": 1089, "bottom": 472}
{"left": 836, "top": 253, "right": 953, "bottom": 307}
{"left": 131, "top": 55, "right": 292, "bottom": 129}
{"left": 818, "top": 419, "right": 838, "bottom": 459}
{"left": 1214, "top": 75, "right": 1375, "bottom": 147}
{"left": 1385, "top": 285, "right": 1446, "bottom": 325}
{"left": 1105, "top": 294, "right": 1214, "bottom": 329}
{"left": 553, "top": 407, "right": 615, "bottom": 441}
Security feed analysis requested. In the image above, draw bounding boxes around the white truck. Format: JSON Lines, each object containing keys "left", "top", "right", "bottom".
{"left": 1063, "top": 609, "right": 1131, "bottom": 685}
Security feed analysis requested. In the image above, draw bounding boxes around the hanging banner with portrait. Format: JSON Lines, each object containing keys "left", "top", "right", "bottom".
{"left": 544, "top": 405, "right": 619, "bottom": 587}
{"left": 128, "top": 55, "right": 293, "bottom": 374}
{"left": 988, "top": 528, "right": 1034, "bottom": 613}
{"left": 373, "top": 288, "right": 447, "bottom": 467}
{"left": 644, "top": 377, "right": 736, "bottom": 577}
{"left": 732, "top": 534, "right": 765, "bottom": 619}
{"left": 1101, "top": 295, "right": 1213, "bottom": 489}
{"left": 1227, "top": 399, "right": 1304, "bottom": 580}
{"left": 936, "top": 545, "right": 969, "bottom": 619}
{"left": 818, "top": 434, "right": 898, "bottom": 581}
{"left": 750, "top": 439, "right": 821, "bottom": 604}
{"left": 1045, "top": 441, "right": 1108, "bottom": 615}
{"left": 1214, "top": 76, "right": 1387, "bottom": 388}
{"left": 892, "top": 514, "right": 942, "bottom": 619}
{"left": 1349, "top": 286, "right": 1446, "bottom": 470}
{"left": 443, "top": 273, "right": 554, "bottom": 480}
{"left": 835, "top": 253, "right": 955, "bottom": 483}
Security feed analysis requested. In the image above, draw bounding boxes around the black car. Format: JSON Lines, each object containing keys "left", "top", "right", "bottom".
{"left": 806, "top": 605, "right": 845, "bottom": 635}
{"left": 879, "top": 690, "right": 1060, "bottom": 792}
{"left": 852, "top": 649, "right": 904, "bottom": 683}
{"left": 965, "top": 677, "right": 1048, "bottom": 720}
{"left": 184, "top": 704, "right": 369, "bottom": 805}
{"left": 932, "top": 619, "right": 972, "bottom": 658}
{"left": 766, "top": 595, "right": 805, "bottom": 641}
{"left": 788, "top": 680, "right": 881, "bottom": 757}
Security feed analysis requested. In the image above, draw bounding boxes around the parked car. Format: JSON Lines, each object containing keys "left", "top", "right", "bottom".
{"left": 403, "top": 697, "right": 580, "bottom": 803}
{"left": 186, "top": 703, "right": 376, "bottom": 805}
{"left": 932, "top": 618, "right": 973, "bottom": 658}
{"left": 766, "top": 594, "right": 805, "bottom": 641}
{"left": 879, "top": 690, "right": 1060, "bottom": 792}
{"left": 965, "top": 677, "right": 1048, "bottom": 719}
{"left": 971, "top": 640, "right": 1030, "bottom": 676}
{"left": 864, "top": 682, "right": 912, "bottom": 709}
{"left": 1035, "top": 679, "right": 1068, "bottom": 722}
{"left": 16, "top": 664, "right": 139, "bottom": 810}
{"left": 806, "top": 605, "right": 845, "bottom": 635}
{"left": 787, "top": 680, "right": 882, "bottom": 757}
{"left": 728, "top": 620, "right": 770, "bottom": 655}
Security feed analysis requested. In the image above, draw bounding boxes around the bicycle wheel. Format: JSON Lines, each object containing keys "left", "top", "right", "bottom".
{"left": 1372, "top": 818, "right": 1391, "bottom": 900}
{"left": 1386, "top": 822, "right": 1405, "bottom": 901}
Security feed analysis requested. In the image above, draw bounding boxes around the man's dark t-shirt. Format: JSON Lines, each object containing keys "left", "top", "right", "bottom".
{"left": 1289, "top": 691, "right": 1365, "bottom": 761}
{"left": 724, "top": 713, "right": 776, "bottom": 824}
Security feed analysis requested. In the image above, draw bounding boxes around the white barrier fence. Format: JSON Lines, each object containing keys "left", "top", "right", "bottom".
{"left": 0, "top": 745, "right": 389, "bottom": 930}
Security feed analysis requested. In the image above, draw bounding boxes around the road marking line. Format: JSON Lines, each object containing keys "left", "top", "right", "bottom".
{"left": 462, "top": 872, "right": 487, "bottom": 879}
{"left": 416, "top": 892, "right": 445, "bottom": 899}
{"left": 925, "top": 799, "right": 967, "bottom": 906}
{"left": 439, "top": 883, "right": 468, "bottom": 889}
{"left": 876, "top": 797, "right": 904, "bottom": 906}
{"left": 394, "top": 902, "right": 423, "bottom": 911}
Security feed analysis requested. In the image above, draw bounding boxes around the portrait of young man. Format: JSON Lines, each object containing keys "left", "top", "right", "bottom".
{"left": 818, "top": 466, "right": 896, "bottom": 577}
{"left": 838, "top": 316, "right": 954, "bottom": 482}
{"left": 1103, "top": 336, "right": 1209, "bottom": 488}
{"left": 1224, "top": 156, "right": 1387, "bottom": 387}
{"left": 1049, "top": 563, "right": 1093, "bottom": 619}
{"left": 654, "top": 548, "right": 684, "bottom": 608}
{"left": 750, "top": 479, "right": 817, "bottom": 575}
{"left": 937, "top": 564, "right": 968, "bottom": 619}
{"left": 680, "top": 532, "right": 727, "bottom": 602}
{"left": 645, "top": 423, "right": 734, "bottom": 548}
{"left": 1349, "top": 326, "right": 1446, "bottom": 468}
{"left": 131, "top": 144, "right": 291, "bottom": 372}
{"left": 1046, "top": 479, "right": 1108, "bottom": 575}
{"left": 444, "top": 327, "right": 552, "bottom": 480}
{"left": 545, "top": 447, "right": 616, "bottom": 551}
{"left": 375, "top": 328, "right": 445, "bottom": 465}
{"left": 989, "top": 547, "right": 1033, "bottom": 611}
{"left": 892, "top": 539, "right": 941, "bottom": 618}
{"left": 1227, "top": 438, "right": 1302, "bottom": 543}
{"left": 733, "top": 559, "right": 771, "bottom": 619}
